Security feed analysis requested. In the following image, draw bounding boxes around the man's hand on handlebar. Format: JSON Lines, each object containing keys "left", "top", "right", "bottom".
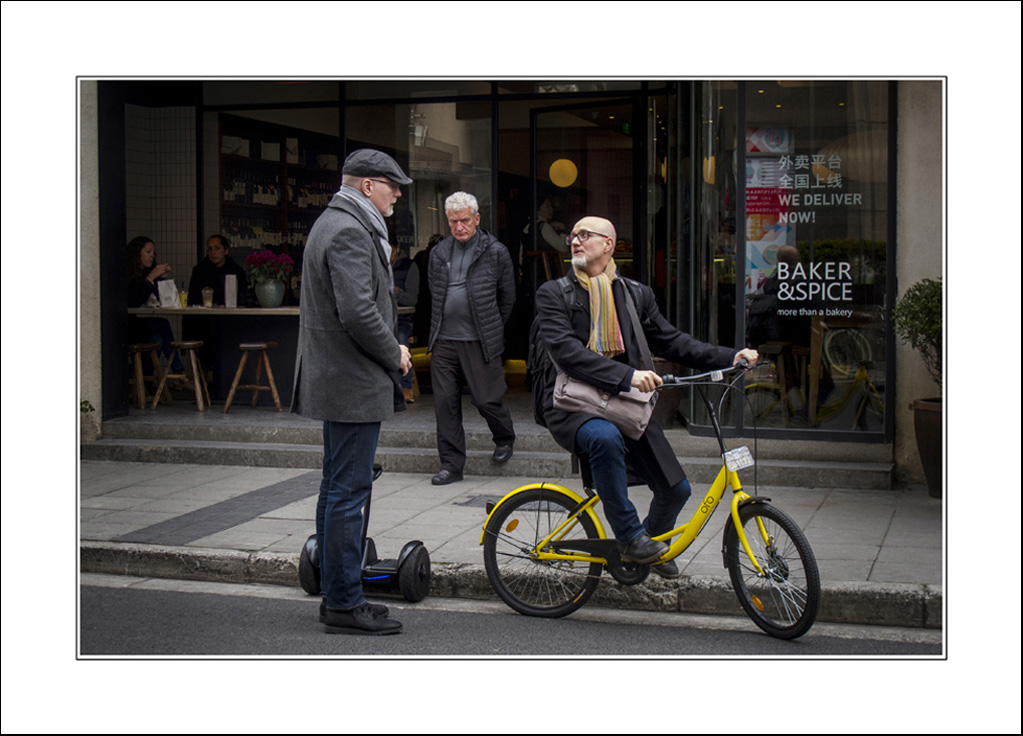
{"left": 630, "top": 369, "right": 663, "bottom": 393}
{"left": 733, "top": 348, "right": 759, "bottom": 369}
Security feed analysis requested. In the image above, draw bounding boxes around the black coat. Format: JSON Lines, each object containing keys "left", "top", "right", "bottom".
{"left": 428, "top": 229, "right": 515, "bottom": 363}
{"left": 535, "top": 272, "right": 737, "bottom": 488}
{"left": 188, "top": 256, "right": 250, "bottom": 307}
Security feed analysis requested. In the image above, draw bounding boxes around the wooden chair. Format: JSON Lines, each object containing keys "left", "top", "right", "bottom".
{"left": 223, "top": 342, "right": 282, "bottom": 413}
{"left": 522, "top": 250, "right": 563, "bottom": 282}
{"left": 151, "top": 341, "right": 211, "bottom": 411}
{"left": 128, "top": 343, "right": 168, "bottom": 409}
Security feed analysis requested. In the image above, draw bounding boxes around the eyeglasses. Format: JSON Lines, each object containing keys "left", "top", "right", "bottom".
{"left": 367, "top": 178, "right": 400, "bottom": 191}
{"left": 566, "top": 230, "right": 612, "bottom": 246}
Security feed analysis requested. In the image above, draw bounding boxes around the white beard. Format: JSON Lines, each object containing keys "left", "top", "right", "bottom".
{"left": 571, "top": 254, "right": 587, "bottom": 270}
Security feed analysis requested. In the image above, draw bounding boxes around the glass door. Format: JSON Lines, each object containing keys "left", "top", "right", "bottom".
{"left": 526, "top": 100, "right": 635, "bottom": 300}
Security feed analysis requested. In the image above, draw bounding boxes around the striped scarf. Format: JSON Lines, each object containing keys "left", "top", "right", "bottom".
{"left": 573, "top": 259, "right": 625, "bottom": 357}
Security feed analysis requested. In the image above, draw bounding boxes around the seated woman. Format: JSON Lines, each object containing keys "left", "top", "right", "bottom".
{"left": 187, "top": 234, "right": 250, "bottom": 307}
{"left": 126, "top": 236, "right": 183, "bottom": 373}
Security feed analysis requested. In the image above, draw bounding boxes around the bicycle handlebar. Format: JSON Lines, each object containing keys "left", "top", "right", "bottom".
{"left": 656, "top": 359, "right": 760, "bottom": 389}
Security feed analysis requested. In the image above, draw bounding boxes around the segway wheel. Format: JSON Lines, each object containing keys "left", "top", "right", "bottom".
{"left": 298, "top": 534, "right": 321, "bottom": 596}
{"left": 398, "top": 544, "right": 431, "bottom": 602}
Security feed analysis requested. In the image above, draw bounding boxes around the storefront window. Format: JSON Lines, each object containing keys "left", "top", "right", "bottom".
{"left": 346, "top": 102, "right": 492, "bottom": 254}
{"left": 203, "top": 106, "right": 341, "bottom": 288}
{"left": 692, "top": 82, "right": 740, "bottom": 351}
{"left": 743, "top": 81, "right": 889, "bottom": 433}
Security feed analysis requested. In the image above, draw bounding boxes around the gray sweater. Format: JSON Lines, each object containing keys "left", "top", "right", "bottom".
{"left": 428, "top": 228, "right": 515, "bottom": 363}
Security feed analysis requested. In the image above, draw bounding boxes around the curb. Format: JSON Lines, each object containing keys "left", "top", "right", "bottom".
{"left": 80, "top": 541, "right": 942, "bottom": 630}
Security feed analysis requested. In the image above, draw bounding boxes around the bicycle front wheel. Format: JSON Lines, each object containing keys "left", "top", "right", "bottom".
{"left": 483, "top": 487, "right": 602, "bottom": 618}
{"left": 724, "top": 503, "right": 820, "bottom": 639}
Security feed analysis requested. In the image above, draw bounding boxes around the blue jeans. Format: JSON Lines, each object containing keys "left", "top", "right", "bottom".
{"left": 316, "top": 420, "right": 381, "bottom": 610}
{"left": 574, "top": 418, "right": 692, "bottom": 543}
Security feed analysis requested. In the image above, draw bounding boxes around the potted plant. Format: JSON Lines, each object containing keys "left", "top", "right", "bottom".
{"left": 893, "top": 276, "right": 942, "bottom": 497}
{"left": 246, "top": 250, "right": 295, "bottom": 308}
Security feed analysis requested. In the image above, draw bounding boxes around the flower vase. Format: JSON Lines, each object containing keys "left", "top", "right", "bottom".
{"left": 255, "top": 279, "right": 285, "bottom": 308}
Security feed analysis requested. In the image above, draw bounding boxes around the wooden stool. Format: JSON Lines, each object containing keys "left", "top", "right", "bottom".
{"left": 223, "top": 342, "right": 282, "bottom": 413}
{"left": 152, "top": 341, "right": 211, "bottom": 411}
{"left": 128, "top": 343, "right": 168, "bottom": 409}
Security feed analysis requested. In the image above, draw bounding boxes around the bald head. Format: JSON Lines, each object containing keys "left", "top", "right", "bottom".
{"left": 575, "top": 216, "right": 616, "bottom": 243}
{"left": 569, "top": 216, "right": 618, "bottom": 276}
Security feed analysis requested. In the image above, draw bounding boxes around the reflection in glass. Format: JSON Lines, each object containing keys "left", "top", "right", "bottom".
{"left": 742, "top": 81, "right": 888, "bottom": 433}
{"left": 346, "top": 102, "right": 492, "bottom": 255}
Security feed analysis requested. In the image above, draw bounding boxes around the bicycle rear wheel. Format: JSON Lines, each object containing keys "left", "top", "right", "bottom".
{"left": 483, "top": 487, "right": 602, "bottom": 618}
{"left": 724, "top": 503, "right": 820, "bottom": 639}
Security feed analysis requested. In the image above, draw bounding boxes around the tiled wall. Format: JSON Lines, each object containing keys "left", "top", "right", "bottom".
{"left": 125, "top": 104, "right": 197, "bottom": 294}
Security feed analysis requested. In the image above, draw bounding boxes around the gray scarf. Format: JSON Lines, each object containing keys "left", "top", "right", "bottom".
{"left": 338, "top": 184, "right": 392, "bottom": 265}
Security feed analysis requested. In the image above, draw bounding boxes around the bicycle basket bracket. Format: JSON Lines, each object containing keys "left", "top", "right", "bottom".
{"left": 723, "top": 446, "right": 755, "bottom": 472}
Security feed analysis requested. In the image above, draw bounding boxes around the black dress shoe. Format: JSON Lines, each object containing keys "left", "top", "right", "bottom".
{"left": 492, "top": 444, "right": 514, "bottom": 463}
{"left": 617, "top": 532, "right": 668, "bottom": 564}
{"left": 431, "top": 469, "right": 463, "bottom": 486}
{"left": 320, "top": 599, "right": 388, "bottom": 623}
{"left": 323, "top": 602, "right": 402, "bottom": 635}
{"left": 650, "top": 558, "right": 681, "bottom": 579}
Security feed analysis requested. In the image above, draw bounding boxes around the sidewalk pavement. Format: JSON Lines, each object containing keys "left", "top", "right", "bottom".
{"left": 79, "top": 459, "right": 944, "bottom": 629}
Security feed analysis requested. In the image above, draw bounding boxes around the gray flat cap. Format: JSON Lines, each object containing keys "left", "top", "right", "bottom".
{"left": 342, "top": 149, "right": 413, "bottom": 185}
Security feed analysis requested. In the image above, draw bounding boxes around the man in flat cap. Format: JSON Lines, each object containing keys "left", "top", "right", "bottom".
{"left": 292, "top": 148, "right": 413, "bottom": 635}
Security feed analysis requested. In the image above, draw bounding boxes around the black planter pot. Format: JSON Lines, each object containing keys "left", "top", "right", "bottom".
{"left": 912, "top": 398, "right": 943, "bottom": 498}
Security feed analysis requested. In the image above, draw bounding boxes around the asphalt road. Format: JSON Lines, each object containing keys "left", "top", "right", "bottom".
{"left": 80, "top": 574, "right": 942, "bottom": 658}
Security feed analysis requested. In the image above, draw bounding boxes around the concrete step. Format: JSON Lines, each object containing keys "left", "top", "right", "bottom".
{"left": 81, "top": 436, "right": 893, "bottom": 488}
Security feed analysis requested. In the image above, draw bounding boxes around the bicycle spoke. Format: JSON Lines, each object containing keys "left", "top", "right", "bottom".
{"left": 484, "top": 489, "right": 604, "bottom": 617}
{"left": 732, "top": 511, "right": 814, "bottom": 629}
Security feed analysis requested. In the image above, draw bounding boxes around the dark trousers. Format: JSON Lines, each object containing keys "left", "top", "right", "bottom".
{"left": 575, "top": 417, "right": 692, "bottom": 542}
{"left": 316, "top": 420, "right": 380, "bottom": 610}
{"left": 431, "top": 338, "right": 515, "bottom": 473}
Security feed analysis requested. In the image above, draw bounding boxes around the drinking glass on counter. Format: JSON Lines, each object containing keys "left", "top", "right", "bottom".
{"left": 202, "top": 286, "right": 213, "bottom": 307}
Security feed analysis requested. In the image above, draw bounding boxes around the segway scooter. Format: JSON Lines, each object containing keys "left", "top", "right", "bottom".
{"left": 299, "top": 464, "right": 431, "bottom": 603}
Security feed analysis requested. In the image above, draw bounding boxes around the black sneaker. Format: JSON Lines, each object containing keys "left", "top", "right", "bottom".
{"left": 650, "top": 558, "right": 681, "bottom": 578}
{"left": 617, "top": 532, "right": 668, "bottom": 564}
{"left": 322, "top": 602, "right": 402, "bottom": 635}
{"left": 319, "top": 599, "right": 388, "bottom": 623}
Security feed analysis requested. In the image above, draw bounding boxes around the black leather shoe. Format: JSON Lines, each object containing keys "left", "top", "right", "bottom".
{"left": 650, "top": 558, "right": 681, "bottom": 579}
{"left": 320, "top": 599, "right": 388, "bottom": 623}
{"left": 492, "top": 444, "right": 514, "bottom": 463}
{"left": 323, "top": 602, "right": 402, "bottom": 635}
{"left": 431, "top": 469, "right": 463, "bottom": 486}
{"left": 617, "top": 532, "right": 668, "bottom": 564}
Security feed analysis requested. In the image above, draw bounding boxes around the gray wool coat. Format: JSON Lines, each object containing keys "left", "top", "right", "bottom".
{"left": 291, "top": 193, "right": 404, "bottom": 423}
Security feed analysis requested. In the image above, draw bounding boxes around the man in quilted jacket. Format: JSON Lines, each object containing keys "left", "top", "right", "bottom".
{"left": 428, "top": 191, "right": 516, "bottom": 485}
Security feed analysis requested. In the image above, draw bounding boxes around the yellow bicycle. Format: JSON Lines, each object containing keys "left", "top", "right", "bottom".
{"left": 480, "top": 363, "right": 821, "bottom": 639}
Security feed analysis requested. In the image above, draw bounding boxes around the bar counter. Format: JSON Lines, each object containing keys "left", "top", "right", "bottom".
{"left": 128, "top": 306, "right": 412, "bottom": 407}
{"left": 129, "top": 306, "right": 300, "bottom": 317}
{"left": 130, "top": 306, "right": 299, "bottom": 405}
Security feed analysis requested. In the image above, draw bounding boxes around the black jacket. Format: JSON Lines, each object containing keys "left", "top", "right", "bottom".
{"left": 188, "top": 256, "right": 250, "bottom": 307}
{"left": 428, "top": 229, "right": 515, "bottom": 363}
{"left": 535, "top": 272, "right": 737, "bottom": 488}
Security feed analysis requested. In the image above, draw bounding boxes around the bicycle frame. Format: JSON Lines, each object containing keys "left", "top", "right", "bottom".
{"left": 481, "top": 363, "right": 820, "bottom": 636}
{"left": 479, "top": 466, "right": 768, "bottom": 576}
{"left": 479, "top": 365, "right": 770, "bottom": 574}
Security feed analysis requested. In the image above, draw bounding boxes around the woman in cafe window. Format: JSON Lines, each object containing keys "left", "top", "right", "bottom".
{"left": 126, "top": 236, "right": 183, "bottom": 373}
